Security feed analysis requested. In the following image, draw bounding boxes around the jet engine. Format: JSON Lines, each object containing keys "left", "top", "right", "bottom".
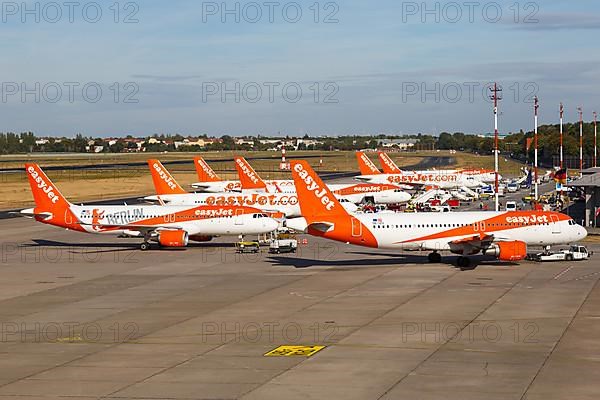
{"left": 483, "top": 241, "right": 527, "bottom": 261}
{"left": 158, "top": 230, "right": 189, "bottom": 247}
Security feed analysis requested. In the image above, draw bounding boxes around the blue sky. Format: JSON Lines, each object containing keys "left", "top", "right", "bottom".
{"left": 1, "top": 0, "right": 600, "bottom": 137}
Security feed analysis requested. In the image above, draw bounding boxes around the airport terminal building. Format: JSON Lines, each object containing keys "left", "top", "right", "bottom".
{"left": 570, "top": 167, "right": 600, "bottom": 228}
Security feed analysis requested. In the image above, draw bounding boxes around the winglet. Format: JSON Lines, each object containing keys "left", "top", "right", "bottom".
{"left": 147, "top": 160, "right": 187, "bottom": 195}
{"left": 194, "top": 157, "right": 221, "bottom": 182}
{"left": 356, "top": 152, "right": 381, "bottom": 175}
{"left": 234, "top": 157, "right": 267, "bottom": 190}
{"left": 378, "top": 152, "right": 402, "bottom": 174}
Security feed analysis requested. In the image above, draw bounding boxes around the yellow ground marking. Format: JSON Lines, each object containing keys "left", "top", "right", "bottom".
{"left": 264, "top": 345, "right": 326, "bottom": 357}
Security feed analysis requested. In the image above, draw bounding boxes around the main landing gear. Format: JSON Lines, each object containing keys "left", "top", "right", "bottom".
{"left": 428, "top": 252, "right": 442, "bottom": 263}
{"left": 457, "top": 256, "right": 472, "bottom": 269}
{"left": 140, "top": 242, "right": 151, "bottom": 251}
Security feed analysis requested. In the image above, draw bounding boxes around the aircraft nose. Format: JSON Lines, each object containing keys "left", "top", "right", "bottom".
{"left": 266, "top": 218, "right": 280, "bottom": 232}
{"left": 578, "top": 225, "right": 588, "bottom": 240}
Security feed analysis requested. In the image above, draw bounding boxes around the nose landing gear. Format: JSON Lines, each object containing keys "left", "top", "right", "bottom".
{"left": 428, "top": 252, "right": 442, "bottom": 263}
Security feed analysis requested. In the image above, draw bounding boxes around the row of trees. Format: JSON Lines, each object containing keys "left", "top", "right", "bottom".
{"left": 1, "top": 126, "right": 597, "bottom": 159}
{"left": 437, "top": 122, "right": 598, "bottom": 164}
{"left": 0, "top": 133, "right": 89, "bottom": 154}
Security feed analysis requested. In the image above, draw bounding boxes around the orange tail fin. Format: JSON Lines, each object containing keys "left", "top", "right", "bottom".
{"left": 194, "top": 157, "right": 221, "bottom": 182}
{"left": 234, "top": 157, "right": 267, "bottom": 190}
{"left": 147, "top": 160, "right": 187, "bottom": 195}
{"left": 24, "top": 163, "right": 81, "bottom": 229}
{"left": 290, "top": 160, "right": 347, "bottom": 221}
{"left": 290, "top": 160, "right": 378, "bottom": 247}
{"left": 356, "top": 152, "right": 381, "bottom": 175}
{"left": 378, "top": 152, "right": 402, "bottom": 174}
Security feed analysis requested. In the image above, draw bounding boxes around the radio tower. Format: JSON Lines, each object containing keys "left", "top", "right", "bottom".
{"left": 534, "top": 96, "right": 539, "bottom": 200}
{"left": 559, "top": 103, "right": 564, "bottom": 169}
{"left": 594, "top": 111, "right": 598, "bottom": 168}
{"left": 489, "top": 83, "right": 502, "bottom": 211}
{"left": 578, "top": 106, "right": 583, "bottom": 174}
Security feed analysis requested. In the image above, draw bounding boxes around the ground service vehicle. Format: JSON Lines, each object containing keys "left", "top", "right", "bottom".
{"left": 531, "top": 245, "right": 592, "bottom": 262}
{"left": 236, "top": 241, "right": 260, "bottom": 253}
{"left": 269, "top": 239, "right": 298, "bottom": 254}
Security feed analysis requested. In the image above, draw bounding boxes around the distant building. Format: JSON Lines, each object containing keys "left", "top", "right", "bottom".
{"left": 378, "top": 138, "right": 418, "bottom": 150}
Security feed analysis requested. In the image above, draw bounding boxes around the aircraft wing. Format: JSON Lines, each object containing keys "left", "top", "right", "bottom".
{"left": 448, "top": 233, "right": 494, "bottom": 254}
{"left": 80, "top": 223, "right": 186, "bottom": 233}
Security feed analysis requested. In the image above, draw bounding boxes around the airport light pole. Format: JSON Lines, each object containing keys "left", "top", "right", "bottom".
{"left": 594, "top": 111, "right": 597, "bottom": 168}
{"left": 559, "top": 103, "right": 564, "bottom": 169}
{"left": 490, "top": 83, "right": 502, "bottom": 212}
{"left": 534, "top": 96, "right": 539, "bottom": 200}
{"left": 578, "top": 106, "right": 583, "bottom": 174}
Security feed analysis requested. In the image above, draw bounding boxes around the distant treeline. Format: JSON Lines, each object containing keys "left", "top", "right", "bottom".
{"left": 438, "top": 122, "right": 597, "bottom": 164}
{"left": 1, "top": 126, "right": 597, "bottom": 164}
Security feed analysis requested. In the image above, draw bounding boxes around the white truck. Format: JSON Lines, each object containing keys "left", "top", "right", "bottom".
{"left": 269, "top": 238, "right": 298, "bottom": 254}
{"left": 531, "top": 245, "right": 592, "bottom": 262}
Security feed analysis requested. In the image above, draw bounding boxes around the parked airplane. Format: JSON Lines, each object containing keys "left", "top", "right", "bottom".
{"left": 144, "top": 160, "right": 358, "bottom": 217}
{"left": 190, "top": 156, "right": 293, "bottom": 193}
{"left": 355, "top": 156, "right": 484, "bottom": 189}
{"left": 287, "top": 160, "right": 587, "bottom": 268}
{"left": 20, "top": 164, "right": 278, "bottom": 250}
{"left": 233, "top": 156, "right": 412, "bottom": 204}
{"left": 377, "top": 151, "right": 498, "bottom": 183}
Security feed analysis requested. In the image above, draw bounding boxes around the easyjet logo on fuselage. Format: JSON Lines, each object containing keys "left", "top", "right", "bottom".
{"left": 506, "top": 214, "right": 549, "bottom": 224}
{"left": 335, "top": 184, "right": 391, "bottom": 195}
{"left": 387, "top": 173, "right": 458, "bottom": 184}
{"left": 236, "top": 159, "right": 260, "bottom": 185}
{"left": 197, "top": 159, "right": 217, "bottom": 180}
{"left": 27, "top": 166, "right": 59, "bottom": 204}
{"left": 360, "top": 153, "right": 379, "bottom": 173}
{"left": 153, "top": 163, "right": 178, "bottom": 190}
{"left": 205, "top": 193, "right": 298, "bottom": 207}
{"left": 293, "top": 163, "right": 335, "bottom": 211}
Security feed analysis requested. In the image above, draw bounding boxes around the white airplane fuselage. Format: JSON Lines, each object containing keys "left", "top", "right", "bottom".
{"left": 23, "top": 204, "right": 278, "bottom": 237}
{"left": 287, "top": 211, "right": 586, "bottom": 252}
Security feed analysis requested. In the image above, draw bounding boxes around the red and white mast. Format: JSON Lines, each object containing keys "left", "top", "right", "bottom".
{"left": 594, "top": 111, "right": 598, "bottom": 168}
{"left": 489, "top": 83, "right": 502, "bottom": 212}
{"left": 578, "top": 106, "right": 583, "bottom": 174}
{"left": 559, "top": 103, "right": 564, "bottom": 169}
{"left": 534, "top": 96, "right": 539, "bottom": 200}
